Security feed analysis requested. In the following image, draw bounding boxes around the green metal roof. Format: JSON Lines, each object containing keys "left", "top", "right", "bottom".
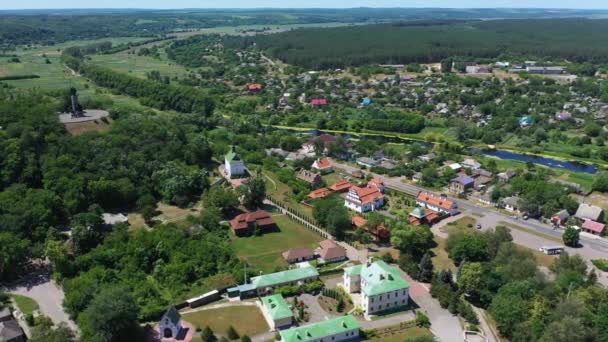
{"left": 225, "top": 145, "right": 240, "bottom": 162}
{"left": 261, "top": 294, "right": 293, "bottom": 320}
{"left": 410, "top": 207, "right": 426, "bottom": 219}
{"left": 360, "top": 260, "right": 409, "bottom": 296}
{"left": 280, "top": 315, "right": 360, "bottom": 342}
{"left": 251, "top": 267, "right": 319, "bottom": 289}
{"left": 344, "top": 264, "right": 362, "bottom": 276}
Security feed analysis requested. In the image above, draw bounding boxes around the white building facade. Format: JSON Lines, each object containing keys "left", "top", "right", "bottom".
{"left": 225, "top": 145, "right": 245, "bottom": 178}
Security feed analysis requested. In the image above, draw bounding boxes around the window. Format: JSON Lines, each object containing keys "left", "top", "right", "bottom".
{"left": 387, "top": 293, "right": 390, "bottom": 298}
{"left": 379, "top": 295, "right": 382, "bottom": 300}
{"left": 371, "top": 298, "right": 374, "bottom": 303}
{"left": 402, "top": 300, "right": 406, "bottom": 304}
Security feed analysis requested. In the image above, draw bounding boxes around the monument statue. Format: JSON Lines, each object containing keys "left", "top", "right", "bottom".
{"left": 69, "top": 87, "right": 85, "bottom": 118}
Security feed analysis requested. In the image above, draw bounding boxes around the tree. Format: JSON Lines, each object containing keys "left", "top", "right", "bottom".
{"left": 540, "top": 316, "right": 591, "bottom": 342}
{"left": 415, "top": 311, "right": 431, "bottom": 328}
{"left": 240, "top": 336, "right": 252, "bottom": 342}
{"left": 30, "top": 321, "right": 76, "bottom": 342}
{"left": 592, "top": 172, "right": 608, "bottom": 192}
{"left": 0, "top": 291, "right": 9, "bottom": 309}
{"left": 391, "top": 224, "right": 434, "bottom": 259}
{"left": 417, "top": 252, "right": 434, "bottom": 282}
{"left": 336, "top": 297, "right": 345, "bottom": 312}
{"left": 78, "top": 286, "right": 141, "bottom": 342}
{"left": 458, "top": 262, "right": 483, "bottom": 297}
{"left": 446, "top": 233, "right": 489, "bottom": 264}
{"left": 0, "top": 232, "right": 30, "bottom": 280}
{"left": 152, "top": 161, "right": 209, "bottom": 207}
{"left": 70, "top": 211, "right": 105, "bottom": 255}
{"left": 562, "top": 226, "right": 580, "bottom": 247}
{"left": 226, "top": 325, "right": 239, "bottom": 340}
{"left": 241, "top": 177, "right": 266, "bottom": 209}
{"left": 201, "top": 326, "right": 216, "bottom": 342}
{"left": 203, "top": 187, "right": 239, "bottom": 215}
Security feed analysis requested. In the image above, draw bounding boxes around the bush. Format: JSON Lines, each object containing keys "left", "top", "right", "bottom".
{"left": 592, "top": 259, "right": 608, "bottom": 272}
{"left": 415, "top": 311, "right": 431, "bottom": 328}
{"left": 25, "top": 313, "right": 35, "bottom": 326}
{"left": 226, "top": 325, "right": 239, "bottom": 340}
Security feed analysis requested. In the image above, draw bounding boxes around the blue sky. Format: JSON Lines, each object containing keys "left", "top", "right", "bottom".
{"left": 2, "top": 1, "right": 608, "bottom": 10}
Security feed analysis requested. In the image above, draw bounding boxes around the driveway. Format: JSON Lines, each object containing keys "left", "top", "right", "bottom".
{"left": 2, "top": 270, "right": 77, "bottom": 331}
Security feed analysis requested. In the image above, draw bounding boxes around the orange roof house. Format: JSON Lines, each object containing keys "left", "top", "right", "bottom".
{"left": 312, "top": 158, "right": 333, "bottom": 173}
{"left": 317, "top": 240, "right": 347, "bottom": 262}
{"left": 415, "top": 191, "right": 459, "bottom": 215}
{"left": 248, "top": 83, "right": 262, "bottom": 91}
{"left": 308, "top": 187, "right": 331, "bottom": 199}
{"left": 330, "top": 180, "right": 352, "bottom": 192}
{"left": 367, "top": 178, "right": 385, "bottom": 193}
{"left": 345, "top": 186, "right": 384, "bottom": 213}
{"left": 352, "top": 216, "right": 368, "bottom": 228}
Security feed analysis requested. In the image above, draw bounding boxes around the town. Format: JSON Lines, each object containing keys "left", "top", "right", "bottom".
{"left": 1, "top": 7, "right": 608, "bottom": 342}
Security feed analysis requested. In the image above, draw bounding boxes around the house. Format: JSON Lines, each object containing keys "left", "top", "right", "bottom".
{"left": 351, "top": 170, "right": 364, "bottom": 179}
{"left": 462, "top": 158, "right": 481, "bottom": 170}
{"left": 247, "top": 83, "right": 262, "bottom": 92}
{"left": 416, "top": 191, "right": 459, "bottom": 215}
{"left": 519, "top": 116, "right": 533, "bottom": 128}
{"left": 412, "top": 172, "right": 423, "bottom": 183}
{"left": 186, "top": 290, "right": 221, "bottom": 308}
{"left": 229, "top": 210, "right": 276, "bottom": 236}
{"left": 497, "top": 170, "right": 516, "bottom": 182}
{"left": 250, "top": 267, "right": 319, "bottom": 296}
{"left": 408, "top": 207, "right": 440, "bottom": 226}
{"left": 351, "top": 216, "right": 390, "bottom": 241}
{"left": 551, "top": 209, "right": 570, "bottom": 226}
{"left": 260, "top": 294, "right": 294, "bottom": 330}
{"left": 0, "top": 308, "right": 11, "bottom": 322}
{"left": 447, "top": 163, "right": 462, "bottom": 172}
{"left": 418, "top": 153, "right": 436, "bottom": 162}
{"left": 279, "top": 315, "right": 360, "bottom": 342}
{"left": 308, "top": 187, "right": 331, "bottom": 199}
{"left": 343, "top": 260, "right": 410, "bottom": 316}
{"left": 330, "top": 180, "right": 352, "bottom": 192}
{"left": 297, "top": 170, "right": 322, "bottom": 187}
{"left": 526, "top": 66, "right": 566, "bottom": 75}
{"left": 282, "top": 248, "right": 315, "bottom": 264}
{"left": 356, "top": 157, "right": 379, "bottom": 168}
{"left": 575, "top": 203, "right": 604, "bottom": 222}
{"left": 311, "top": 158, "right": 333, "bottom": 173}
{"left": 555, "top": 111, "right": 572, "bottom": 121}
{"left": 225, "top": 145, "right": 246, "bottom": 179}
{"left": 449, "top": 175, "right": 475, "bottom": 194}
{"left": 317, "top": 240, "right": 347, "bottom": 263}
{"left": 0, "top": 319, "right": 25, "bottom": 342}
{"left": 361, "top": 97, "right": 372, "bottom": 106}
{"left": 302, "top": 134, "right": 336, "bottom": 154}
{"left": 344, "top": 186, "right": 384, "bottom": 213}
{"left": 102, "top": 213, "right": 128, "bottom": 226}
{"left": 367, "top": 178, "right": 385, "bottom": 193}
{"left": 581, "top": 219, "right": 606, "bottom": 236}
{"left": 159, "top": 307, "right": 183, "bottom": 339}
{"left": 311, "top": 98, "right": 328, "bottom": 107}
{"left": 502, "top": 196, "right": 520, "bottom": 212}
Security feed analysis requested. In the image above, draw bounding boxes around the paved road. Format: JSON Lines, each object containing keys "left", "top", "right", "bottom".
{"left": 333, "top": 159, "right": 608, "bottom": 284}
{"left": 2, "top": 271, "right": 77, "bottom": 331}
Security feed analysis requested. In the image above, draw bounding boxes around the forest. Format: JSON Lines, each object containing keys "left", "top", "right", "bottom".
{"left": 229, "top": 19, "right": 608, "bottom": 68}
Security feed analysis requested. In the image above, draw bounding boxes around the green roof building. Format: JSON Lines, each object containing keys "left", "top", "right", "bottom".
{"left": 224, "top": 145, "right": 245, "bottom": 178}
{"left": 251, "top": 267, "right": 319, "bottom": 295}
{"left": 279, "top": 315, "right": 360, "bottom": 342}
{"left": 260, "top": 294, "right": 294, "bottom": 330}
{"left": 343, "top": 260, "right": 410, "bottom": 316}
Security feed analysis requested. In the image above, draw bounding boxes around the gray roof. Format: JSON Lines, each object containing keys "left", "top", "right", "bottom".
{"left": 162, "top": 307, "right": 181, "bottom": 325}
{"left": 0, "top": 320, "right": 24, "bottom": 341}
{"left": 575, "top": 203, "right": 603, "bottom": 221}
{"left": 502, "top": 196, "right": 520, "bottom": 207}
{"left": 0, "top": 308, "right": 11, "bottom": 320}
{"left": 554, "top": 209, "right": 570, "bottom": 221}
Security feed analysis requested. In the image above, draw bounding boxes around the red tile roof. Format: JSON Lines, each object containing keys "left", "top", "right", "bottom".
{"left": 308, "top": 187, "right": 331, "bottom": 199}
{"left": 582, "top": 219, "right": 606, "bottom": 234}
{"left": 368, "top": 178, "right": 384, "bottom": 187}
{"left": 318, "top": 240, "right": 346, "bottom": 260}
{"left": 416, "top": 191, "right": 455, "bottom": 211}
{"left": 314, "top": 158, "right": 332, "bottom": 170}
{"left": 330, "top": 180, "right": 352, "bottom": 192}
{"left": 352, "top": 216, "right": 367, "bottom": 228}
{"left": 282, "top": 248, "right": 314, "bottom": 261}
{"left": 229, "top": 210, "right": 275, "bottom": 231}
{"left": 311, "top": 98, "right": 328, "bottom": 106}
{"left": 351, "top": 186, "right": 384, "bottom": 205}
{"left": 248, "top": 83, "right": 262, "bottom": 91}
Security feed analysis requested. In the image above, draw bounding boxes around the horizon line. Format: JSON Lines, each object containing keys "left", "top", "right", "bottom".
{"left": 2, "top": 6, "right": 608, "bottom": 11}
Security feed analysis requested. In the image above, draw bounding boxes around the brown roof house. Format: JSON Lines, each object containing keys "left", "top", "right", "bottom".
{"left": 230, "top": 210, "right": 276, "bottom": 236}
{"left": 297, "top": 169, "right": 322, "bottom": 187}
{"left": 282, "top": 248, "right": 315, "bottom": 264}
{"left": 317, "top": 240, "right": 347, "bottom": 263}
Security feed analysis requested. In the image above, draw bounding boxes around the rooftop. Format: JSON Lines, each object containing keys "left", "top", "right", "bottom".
{"left": 360, "top": 260, "right": 410, "bottom": 296}
{"left": 251, "top": 267, "right": 319, "bottom": 289}
{"left": 261, "top": 294, "right": 293, "bottom": 320}
{"left": 279, "top": 315, "right": 360, "bottom": 342}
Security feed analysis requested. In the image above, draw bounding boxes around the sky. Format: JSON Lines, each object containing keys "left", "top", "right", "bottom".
{"left": 2, "top": 1, "right": 608, "bottom": 10}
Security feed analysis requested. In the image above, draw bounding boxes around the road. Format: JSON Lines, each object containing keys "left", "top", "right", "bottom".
{"left": 2, "top": 270, "right": 78, "bottom": 331}
{"left": 332, "top": 160, "right": 608, "bottom": 285}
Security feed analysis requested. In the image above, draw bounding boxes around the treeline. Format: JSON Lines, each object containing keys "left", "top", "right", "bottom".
{"left": 231, "top": 19, "right": 608, "bottom": 68}
{"left": 0, "top": 74, "right": 39, "bottom": 81}
{"left": 63, "top": 55, "right": 215, "bottom": 115}
{"left": 362, "top": 110, "right": 425, "bottom": 134}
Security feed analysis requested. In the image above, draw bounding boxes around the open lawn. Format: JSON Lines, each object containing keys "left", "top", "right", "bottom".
{"left": 368, "top": 326, "right": 433, "bottom": 342}
{"left": 10, "top": 294, "right": 39, "bottom": 315}
{"left": 90, "top": 49, "right": 190, "bottom": 80}
{"left": 183, "top": 305, "right": 269, "bottom": 340}
{"left": 432, "top": 236, "right": 456, "bottom": 271}
{"left": 230, "top": 214, "right": 323, "bottom": 272}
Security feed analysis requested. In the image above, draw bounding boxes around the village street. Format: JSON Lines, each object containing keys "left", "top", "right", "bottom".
{"left": 331, "top": 159, "right": 608, "bottom": 285}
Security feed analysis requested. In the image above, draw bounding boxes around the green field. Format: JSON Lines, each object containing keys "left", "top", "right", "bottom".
{"left": 10, "top": 294, "right": 39, "bottom": 315}
{"left": 369, "top": 326, "right": 433, "bottom": 342}
{"left": 183, "top": 305, "right": 269, "bottom": 340}
{"left": 90, "top": 49, "right": 190, "bottom": 80}
{"left": 230, "top": 213, "right": 323, "bottom": 272}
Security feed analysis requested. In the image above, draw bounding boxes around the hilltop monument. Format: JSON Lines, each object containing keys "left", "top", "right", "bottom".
{"left": 68, "top": 87, "right": 85, "bottom": 118}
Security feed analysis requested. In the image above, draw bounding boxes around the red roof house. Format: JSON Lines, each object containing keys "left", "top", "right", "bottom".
{"left": 367, "top": 178, "right": 385, "bottom": 193}
{"left": 229, "top": 210, "right": 275, "bottom": 236}
{"left": 248, "top": 83, "right": 262, "bottom": 91}
{"left": 312, "top": 158, "right": 333, "bottom": 173}
{"left": 345, "top": 186, "right": 384, "bottom": 213}
{"left": 352, "top": 216, "right": 367, "bottom": 228}
{"left": 416, "top": 191, "right": 458, "bottom": 215}
{"left": 581, "top": 219, "right": 606, "bottom": 235}
{"left": 311, "top": 98, "right": 328, "bottom": 107}
{"left": 308, "top": 187, "right": 331, "bottom": 199}
{"left": 317, "top": 240, "right": 347, "bottom": 262}
{"left": 330, "top": 180, "right": 352, "bottom": 192}
{"left": 282, "top": 248, "right": 315, "bottom": 263}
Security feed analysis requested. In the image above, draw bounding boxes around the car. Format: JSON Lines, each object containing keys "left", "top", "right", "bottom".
{"left": 476, "top": 224, "right": 482, "bottom": 229}
{"left": 522, "top": 215, "right": 529, "bottom": 220}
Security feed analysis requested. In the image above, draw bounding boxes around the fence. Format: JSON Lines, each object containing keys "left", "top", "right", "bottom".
{"left": 266, "top": 195, "right": 331, "bottom": 239}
